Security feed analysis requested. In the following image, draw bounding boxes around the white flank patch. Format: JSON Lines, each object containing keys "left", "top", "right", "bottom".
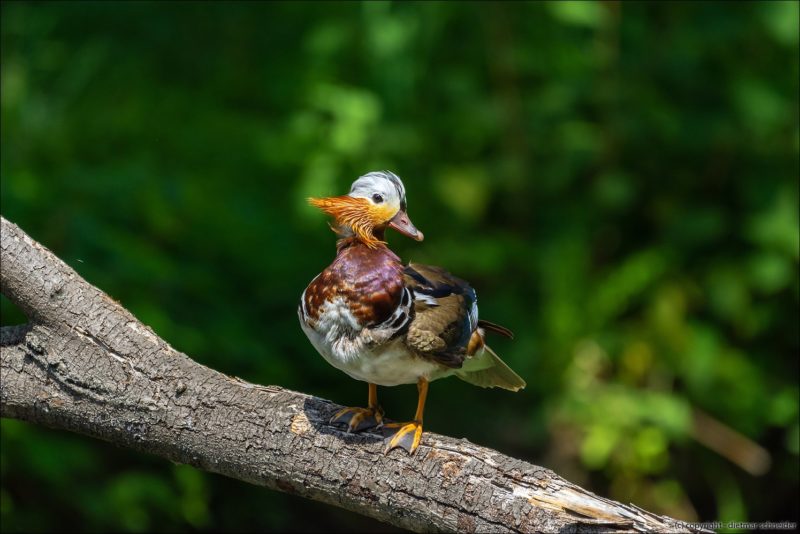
{"left": 299, "top": 296, "right": 449, "bottom": 386}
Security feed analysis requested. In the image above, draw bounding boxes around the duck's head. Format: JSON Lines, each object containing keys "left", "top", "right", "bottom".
{"left": 309, "top": 171, "right": 423, "bottom": 248}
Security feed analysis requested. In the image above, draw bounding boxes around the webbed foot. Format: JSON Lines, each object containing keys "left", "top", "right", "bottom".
{"left": 382, "top": 420, "right": 423, "bottom": 454}
{"left": 329, "top": 405, "right": 384, "bottom": 433}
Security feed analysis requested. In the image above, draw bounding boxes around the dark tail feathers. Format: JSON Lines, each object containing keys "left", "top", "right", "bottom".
{"left": 478, "top": 320, "right": 514, "bottom": 339}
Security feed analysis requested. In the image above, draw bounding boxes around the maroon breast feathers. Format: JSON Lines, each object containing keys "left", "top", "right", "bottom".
{"left": 304, "top": 238, "right": 405, "bottom": 326}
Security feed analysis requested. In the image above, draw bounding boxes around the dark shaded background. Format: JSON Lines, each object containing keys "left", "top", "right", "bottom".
{"left": 1, "top": 1, "right": 798, "bottom": 531}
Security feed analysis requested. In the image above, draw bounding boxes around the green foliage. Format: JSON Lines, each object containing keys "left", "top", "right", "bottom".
{"left": 1, "top": 0, "right": 797, "bottom": 530}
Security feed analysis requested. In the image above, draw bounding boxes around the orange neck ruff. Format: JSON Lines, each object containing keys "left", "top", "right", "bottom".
{"left": 308, "top": 195, "right": 395, "bottom": 249}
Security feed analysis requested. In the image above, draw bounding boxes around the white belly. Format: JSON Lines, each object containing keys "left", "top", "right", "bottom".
{"left": 299, "top": 298, "right": 449, "bottom": 386}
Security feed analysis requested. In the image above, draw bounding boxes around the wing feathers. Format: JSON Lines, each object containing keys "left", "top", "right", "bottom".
{"left": 368, "top": 262, "right": 524, "bottom": 387}
{"left": 403, "top": 264, "right": 476, "bottom": 368}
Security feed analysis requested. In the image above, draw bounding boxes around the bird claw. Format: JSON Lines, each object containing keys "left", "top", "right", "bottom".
{"left": 382, "top": 421, "right": 423, "bottom": 454}
{"left": 329, "top": 405, "right": 384, "bottom": 433}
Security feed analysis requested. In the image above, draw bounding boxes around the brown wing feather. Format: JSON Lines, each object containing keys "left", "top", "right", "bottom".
{"left": 403, "top": 263, "right": 477, "bottom": 368}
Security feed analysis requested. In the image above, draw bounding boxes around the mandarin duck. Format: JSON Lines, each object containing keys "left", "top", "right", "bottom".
{"left": 299, "top": 171, "right": 525, "bottom": 454}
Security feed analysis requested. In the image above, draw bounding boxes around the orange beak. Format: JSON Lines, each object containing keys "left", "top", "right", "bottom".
{"left": 388, "top": 209, "right": 424, "bottom": 241}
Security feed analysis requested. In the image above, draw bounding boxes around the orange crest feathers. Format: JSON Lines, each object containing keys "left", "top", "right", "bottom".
{"left": 308, "top": 196, "right": 386, "bottom": 248}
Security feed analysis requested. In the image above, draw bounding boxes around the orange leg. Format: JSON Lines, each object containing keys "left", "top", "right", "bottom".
{"left": 383, "top": 377, "right": 428, "bottom": 454}
{"left": 330, "top": 383, "right": 384, "bottom": 432}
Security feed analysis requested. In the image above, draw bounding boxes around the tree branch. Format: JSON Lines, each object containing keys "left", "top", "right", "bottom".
{"left": 0, "top": 216, "right": 704, "bottom": 533}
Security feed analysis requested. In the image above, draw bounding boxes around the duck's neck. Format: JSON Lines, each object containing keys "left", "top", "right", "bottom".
{"left": 335, "top": 227, "right": 388, "bottom": 253}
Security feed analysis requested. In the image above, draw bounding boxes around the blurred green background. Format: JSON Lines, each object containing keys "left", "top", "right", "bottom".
{"left": 1, "top": 0, "right": 798, "bottom": 531}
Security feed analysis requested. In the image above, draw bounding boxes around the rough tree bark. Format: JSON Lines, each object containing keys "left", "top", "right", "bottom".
{"left": 0, "top": 216, "right": 704, "bottom": 533}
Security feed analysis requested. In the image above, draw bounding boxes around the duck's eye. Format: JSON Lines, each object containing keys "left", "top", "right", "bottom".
{"left": 372, "top": 194, "right": 384, "bottom": 204}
